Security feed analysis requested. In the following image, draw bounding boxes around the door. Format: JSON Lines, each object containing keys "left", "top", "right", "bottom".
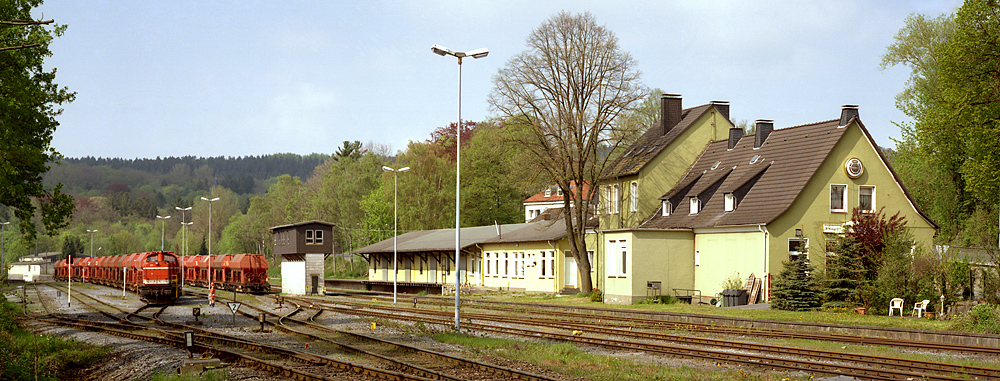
{"left": 404, "top": 257, "right": 411, "bottom": 282}
{"left": 381, "top": 256, "right": 388, "bottom": 281}
{"left": 429, "top": 256, "right": 437, "bottom": 284}
{"left": 311, "top": 275, "right": 318, "bottom": 294}
{"left": 564, "top": 255, "right": 577, "bottom": 287}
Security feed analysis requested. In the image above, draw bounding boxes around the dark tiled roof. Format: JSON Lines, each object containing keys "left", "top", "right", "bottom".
{"left": 642, "top": 119, "right": 846, "bottom": 229}
{"left": 601, "top": 104, "right": 715, "bottom": 179}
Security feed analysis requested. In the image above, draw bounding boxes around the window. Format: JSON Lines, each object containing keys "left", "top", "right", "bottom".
{"left": 724, "top": 193, "right": 736, "bottom": 212}
{"left": 611, "top": 184, "right": 620, "bottom": 214}
{"left": 788, "top": 238, "right": 808, "bottom": 258}
{"left": 314, "top": 230, "right": 323, "bottom": 245}
{"left": 662, "top": 201, "right": 670, "bottom": 216}
{"left": 629, "top": 181, "right": 638, "bottom": 213}
{"left": 556, "top": 188, "right": 563, "bottom": 196}
{"left": 605, "top": 186, "right": 612, "bottom": 215}
{"left": 544, "top": 188, "right": 552, "bottom": 197}
{"left": 587, "top": 251, "right": 595, "bottom": 272}
{"left": 548, "top": 251, "right": 555, "bottom": 278}
{"left": 695, "top": 250, "right": 700, "bottom": 266}
{"left": 859, "top": 186, "right": 874, "bottom": 212}
{"left": 305, "top": 230, "right": 314, "bottom": 244}
{"left": 830, "top": 185, "right": 846, "bottom": 213}
{"left": 419, "top": 257, "right": 424, "bottom": 274}
{"left": 504, "top": 252, "right": 509, "bottom": 277}
{"left": 620, "top": 240, "right": 628, "bottom": 276}
{"left": 689, "top": 197, "right": 700, "bottom": 214}
{"left": 540, "top": 251, "right": 547, "bottom": 278}
{"left": 519, "top": 252, "right": 526, "bottom": 279}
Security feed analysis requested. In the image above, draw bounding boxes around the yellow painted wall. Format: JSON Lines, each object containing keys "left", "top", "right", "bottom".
{"left": 692, "top": 229, "right": 764, "bottom": 300}
{"left": 764, "top": 121, "right": 937, "bottom": 298}
{"left": 602, "top": 229, "right": 694, "bottom": 304}
{"left": 600, "top": 109, "right": 734, "bottom": 231}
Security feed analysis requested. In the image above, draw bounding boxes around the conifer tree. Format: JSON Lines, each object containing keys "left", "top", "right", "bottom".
{"left": 771, "top": 255, "right": 821, "bottom": 311}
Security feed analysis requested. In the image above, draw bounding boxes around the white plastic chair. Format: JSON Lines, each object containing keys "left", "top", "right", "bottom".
{"left": 912, "top": 299, "right": 930, "bottom": 318}
{"left": 888, "top": 298, "right": 904, "bottom": 316}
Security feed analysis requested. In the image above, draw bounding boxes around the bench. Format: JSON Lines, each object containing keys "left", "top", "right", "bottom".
{"left": 673, "top": 288, "right": 702, "bottom": 304}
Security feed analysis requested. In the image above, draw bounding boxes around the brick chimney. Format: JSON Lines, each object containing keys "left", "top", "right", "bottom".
{"left": 754, "top": 119, "right": 773, "bottom": 148}
{"left": 839, "top": 104, "right": 859, "bottom": 126}
{"left": 710, "top": 100, "right": 730, "bottom": 122}
{"left": 660, "top": 94, "right": 682, "bottom": 136}
{"left": 728, "top": 128, "right": 743, "bottom": 149}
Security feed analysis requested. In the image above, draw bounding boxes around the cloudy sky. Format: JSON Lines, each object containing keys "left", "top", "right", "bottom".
{"left": 41, "top": 1, "right": 961, "bottom": 159}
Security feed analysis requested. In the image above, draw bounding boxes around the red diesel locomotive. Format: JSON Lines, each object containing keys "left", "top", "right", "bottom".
{"left": 55, "top": 251, "right": 181, "bottom": 304}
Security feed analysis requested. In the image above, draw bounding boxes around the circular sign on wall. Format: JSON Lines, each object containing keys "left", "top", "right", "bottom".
{"left": 845, "top": 157, "right": 864, "bottom": 179}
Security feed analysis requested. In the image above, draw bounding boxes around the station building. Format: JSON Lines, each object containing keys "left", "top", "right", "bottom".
{"left": 271, "top": 220, "right": 333, "bottom": 295}
{"left": 356, "top": 96, "right": 936, "bottom": 304}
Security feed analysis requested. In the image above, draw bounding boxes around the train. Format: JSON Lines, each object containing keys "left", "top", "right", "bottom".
{"left": 54, "top": 251, "right": 182, "bottom": 304}
{"left": 182, "top": 254, "right": 271, "bottom": 293}
{"left": 54, "top": 252, "right": 271, "bottom": 303}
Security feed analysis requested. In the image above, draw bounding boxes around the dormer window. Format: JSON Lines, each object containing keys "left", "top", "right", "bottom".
{"left": 724, "top": 193, "right": 736, "bottom": 212}
{"left": 556, "top": 188, "right": 563, "bottom": 196}
{"left": 689, "top": 197, "right": 700, "bottom": 214}
{"left": 749, "top": 155, "right": 761, "bottom": 164}
{"left": 662, "top": 201, "right": 670, "bottom": 216}
{"left": 544, "top": 188, "right": 552, "bottom": 197}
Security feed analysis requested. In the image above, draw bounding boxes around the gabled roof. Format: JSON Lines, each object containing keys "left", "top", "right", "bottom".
{"left": 523, "top": 181, "right": 590, "bottom": 204}
{"left": 270, "top": 220, "right": 335, "bottom": 231}
{"left": 601, "top": 104, "right": 716, "bottom": 179}
{"left": 643, "top": 118, "right": 848, "bottom": 229}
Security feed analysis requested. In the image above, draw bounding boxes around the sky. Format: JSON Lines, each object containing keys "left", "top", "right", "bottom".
{"left": 39, "top": 1, "right": 962, "bottom": 159}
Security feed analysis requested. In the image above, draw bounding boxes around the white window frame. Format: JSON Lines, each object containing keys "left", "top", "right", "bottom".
{"left": 859, "top": 185, "right": 875, "bottom": 213}
{"left": 519, "top": 252, "right": 526, "bottom": 279}
{"left": 504, "top": 252, "right": 509, "bottom": 278}
{"left": 689, "top": 197, "right": 700, "bottom": 215}
{"left": 587, "top": 251, "right": 595, "bottom": 273}
{"left": 629, "top": 181, "right": 638, "bottom": 213}
{"left": 830, "top": 184, "right": 847, "bottom": 213}
{"left": 314, "top": 230, "right": 323, "bottom": 245}
{"left": 724, "top": 193, "right": 736, "bottom": 212}
{"left": 605, "top": 240, "right": 619, "bottom": 278}
{"left": 605, "top": 186, "right": 612, "bottom": 215}
{"left": 620, "top": 240, "right": 628, "bottom": 276}
{"left": 611, "top": 184, "right": 620, "bottom": 214}
{"left": 662, "top": 200, "right": 670, "bottom": 216}
{"left": 539, "top": 251, "right": 547, "bottom": 278}
{"left": 548, "top": 251, "right": 555, "bottom": 279}
{"left": 305, "top": 230, "right": 314, "bottom": 244}
{"left": 789, "top": 238, "right": 808, "bottom": 259}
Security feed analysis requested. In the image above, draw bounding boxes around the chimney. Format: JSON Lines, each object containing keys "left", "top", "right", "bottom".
{"left": 728, "top": 127, "right": 743, "bottom": 149}
{"left": 839, "top": 104, "right": 859, "bottom": 126}
{"left": 710, "top": 100, "right": 730, "bottom": 121}
{"left": 660, "top": 94, "right": 682, "bottom": 136}
{"left": 754, "top": 119, "right": 773, "bottom": 148}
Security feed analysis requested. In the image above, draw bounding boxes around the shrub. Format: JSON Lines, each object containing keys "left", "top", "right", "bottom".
{"left": 589, "top": 289, "right": 603, "bottom": 302}
{"left": 720, "top": 272, "right": 743, "bottom": 290}
{"left": 949, "top": 304, "right": 1000, "bottom": 334}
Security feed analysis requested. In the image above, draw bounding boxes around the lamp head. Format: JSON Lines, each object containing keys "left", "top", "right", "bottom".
{"left": 399, "top": 167, "right": 410, "bottom": 172}
{"left": 431, "top": 44, "right": 452, "bottom": 56}
{"left": 467, "top": 48, "right": 489, "bottom": 59}
{"left": 382, "top": 166, "right": 393, "bottom": 172}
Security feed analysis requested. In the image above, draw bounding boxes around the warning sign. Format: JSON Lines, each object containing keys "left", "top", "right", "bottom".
{"left": 228, "top": 302, "right": 242, "bottom": 315}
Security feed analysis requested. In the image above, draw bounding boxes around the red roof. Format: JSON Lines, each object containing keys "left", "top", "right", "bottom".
{"left": 523, "top": 181, "right": 591, "bottom": 204}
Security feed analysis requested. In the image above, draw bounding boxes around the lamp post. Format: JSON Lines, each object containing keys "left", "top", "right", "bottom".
{"left": 176, "top": 206, "right": 192, "bottom": 288}
{"left": 181, "top": 221, "right": 193, "bottom": 289}
{"left": 382, "top": 165, "right": 410, "bottom": 304}
{"left": 156, "top": 215, "right": 171, "bottom": 251}
{"left": 201, "top": 197, "right": 220, "bottom": 287}
{"left": 431, "top": 43, "right": 488, "bottom": 331}
{"left": 1, "top": 221, "right": 9, "bottom": 280}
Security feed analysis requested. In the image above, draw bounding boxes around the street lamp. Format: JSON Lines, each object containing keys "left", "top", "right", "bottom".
{"left": 201, "top": 197, "right": 220, "bottom": 287}
{"left": 176, "top": 206, "right": 192, "bottom": 288}
{"left": 382, "top": 165, "right": 410, "bottom": 304}
{"left": 181, "top": 221, "right": 193, "bottom": 288}
{"left": 1, "top": 221, "right": 9, "bottom": 280}
{"left": 431, "top": 43, "right": 488, "bottom": 331}
{"left": 156, "top": 215, "right": 171, "bottom": 251}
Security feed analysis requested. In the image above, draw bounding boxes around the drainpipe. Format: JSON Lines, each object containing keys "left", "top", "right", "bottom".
{"left": 547, "top": 240, "right": 558, "bottom": 294}
{"left": 475, "top": 244, "right": 484, "bottom": 286}
{"left": 758, "top": 224, "right": 769, "bottom": 301}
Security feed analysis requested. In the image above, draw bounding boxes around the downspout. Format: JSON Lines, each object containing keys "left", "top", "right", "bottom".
{"left": 547, "top": 240, "right": 558, "bottom": 294}
{"left": 758, "top": 224, "right": 769, "bottom": 302}
{"left": 475, "top": 244, "right": 484, "bottom": 286}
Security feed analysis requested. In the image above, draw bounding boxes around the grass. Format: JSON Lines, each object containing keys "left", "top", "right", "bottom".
{"left": 465, "top": 293, "right": 955, "bottom": 331}
{"left": 0, "top": 298, "right": 110, "bottom": 381}
{"left": 435, "top": 333, "right": 815, "bottom": 380}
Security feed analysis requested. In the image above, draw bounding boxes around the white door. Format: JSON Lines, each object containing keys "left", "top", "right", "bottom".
{"left": 381, "top": 256, "right": 388, "bottom": 281}
{"left": 404, "top": 258, "right": 411, "bottom": 282}
{"left": 429, "top": 257, "right": 437, "bottom": 284}
{"left": 564, "top": 255, "right": 577, "bottom": 287}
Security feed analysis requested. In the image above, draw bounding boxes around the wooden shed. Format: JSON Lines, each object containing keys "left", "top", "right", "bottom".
{"left": 270, "top": 220, "right": 334, "bottom": 295}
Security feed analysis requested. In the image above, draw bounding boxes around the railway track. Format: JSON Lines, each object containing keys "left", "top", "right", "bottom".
{"left": 303, "top": 294, "right": 999, "bottom": 380}
{"left": 186, "top": 288, "right": 558, "bottom": 381}
{"left": 334, "top": 291, "right": 1000, "bottom": 355}
{"left": 33, "top": 284, "right": 440, "bottom": 381}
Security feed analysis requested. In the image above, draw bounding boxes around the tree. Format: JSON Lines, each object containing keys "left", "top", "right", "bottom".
{"left": 1, "top": 0, "right": 76, "bottom": 242}
{"left": 334, "top": 140, "right": 364, "bottom": 161}
{"left": 488, "top": 12, "right": 646, "bottom": 294}
{"left": 61, "top": 234, "right": 84, "bottom": 258}
{"left": 770, "top": 256, "right": 821, "bottom": 311}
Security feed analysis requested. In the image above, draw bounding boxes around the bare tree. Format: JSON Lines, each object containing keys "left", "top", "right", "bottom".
{"left": 489, "top": 11, "right": 646, "bottom": 294}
